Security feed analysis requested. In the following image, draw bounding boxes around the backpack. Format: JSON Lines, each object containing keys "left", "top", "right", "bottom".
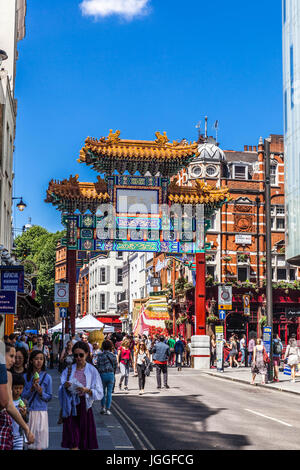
{"left": 273, "top": 340, "right": 282, "bottom": 355}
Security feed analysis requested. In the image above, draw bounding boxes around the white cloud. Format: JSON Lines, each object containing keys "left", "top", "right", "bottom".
{"left": 79, "top": 0, "right": 151, "bottom": 20}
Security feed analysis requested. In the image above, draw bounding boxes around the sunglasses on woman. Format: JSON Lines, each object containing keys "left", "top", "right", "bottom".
{"left": 74, "top": 353, "right": 85, "bottom": 358}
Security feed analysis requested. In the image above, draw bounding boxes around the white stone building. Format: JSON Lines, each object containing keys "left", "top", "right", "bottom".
{"left": 0, "top": 0, "right": 26, "bottom": 254}
{"left": 89, "top": 252, "right": 124, "bottom": 322}
{"left": 117, "top": 251, "right": 154, "bottom": 332}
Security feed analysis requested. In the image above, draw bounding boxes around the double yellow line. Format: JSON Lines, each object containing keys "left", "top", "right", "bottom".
{"left": 111, "top": 400, "right": 155, "bottom": 451}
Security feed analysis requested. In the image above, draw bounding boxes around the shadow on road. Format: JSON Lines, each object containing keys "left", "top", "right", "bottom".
{"left": 113, "top": 394, "right": 250, "bottom": 450}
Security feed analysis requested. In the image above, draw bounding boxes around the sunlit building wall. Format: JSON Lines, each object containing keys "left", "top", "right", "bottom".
{"left": 283, "top": 0, "right": 300, "bottom": 263}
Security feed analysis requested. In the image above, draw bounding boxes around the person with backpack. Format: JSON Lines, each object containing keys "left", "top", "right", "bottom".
{"left": 272, "top": 333, "right": 283, "bottom": 382}
{"left": 117, "top": 339, "right": 132, "bottom": 391}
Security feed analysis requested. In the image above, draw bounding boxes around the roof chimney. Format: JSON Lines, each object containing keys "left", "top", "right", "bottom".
{"left": 244, "top": 145, "right": 248, "bottom": 151}
{"left": 253, "top": 145, "right": 257, "bottom": 152}
{"left": 249, "top": 145, "right": 252, "bottom": 151}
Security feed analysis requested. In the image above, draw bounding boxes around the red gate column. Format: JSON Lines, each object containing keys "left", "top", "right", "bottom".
{"left": 66, "top": 249, "right": 77, "bottom": 335}
{"left": 195, "top": 252, "right": 206, "bottom": 335}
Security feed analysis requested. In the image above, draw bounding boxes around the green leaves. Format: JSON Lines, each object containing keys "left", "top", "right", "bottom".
{"left": 14, "top": 226, "right": 65, "bottom": 311}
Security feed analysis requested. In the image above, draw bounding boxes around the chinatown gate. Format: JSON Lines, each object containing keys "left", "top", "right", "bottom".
{"left": 46, "top": 130, "right": 231, "bottom": 367}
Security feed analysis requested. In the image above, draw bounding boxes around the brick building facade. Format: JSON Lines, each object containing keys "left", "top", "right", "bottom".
{"left": 159, "top": 134, "right": 300, "bottom": 344}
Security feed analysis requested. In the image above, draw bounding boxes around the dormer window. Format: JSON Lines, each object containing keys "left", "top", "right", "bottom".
{"left": 233, "top": 164, "right": 248, "bottom": 180}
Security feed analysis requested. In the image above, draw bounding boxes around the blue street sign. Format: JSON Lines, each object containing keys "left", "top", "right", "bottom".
{"left": 0, "top": 290, "right": 17, "bottom": 315}
{"left": 59, "top": 307, "right": 67, "bottom": 318}
{"left": 219, "top": 310, "right": 226, "bottom": 320}
{"left": 263, "top": 326, "right": 272, "bottom": 355}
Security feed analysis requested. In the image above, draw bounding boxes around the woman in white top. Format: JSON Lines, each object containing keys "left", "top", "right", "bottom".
{"left": 134, "top": 342, "right": 150, "bottom": 395}
{"left": 284, "top": 337, "right": 299, "bottom": 383}
{"left": 60, "top": 341, "right": 103, "bottom": 450}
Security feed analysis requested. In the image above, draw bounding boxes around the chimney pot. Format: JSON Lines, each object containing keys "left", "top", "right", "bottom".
{"left": 249, "top": 145, "right": 253, "bottom": 151}
{"left": 253, "top": 146, "right": 257, "bottom": 152}
{"left": 244, "top": 145, "right": 248, "bottom": 151}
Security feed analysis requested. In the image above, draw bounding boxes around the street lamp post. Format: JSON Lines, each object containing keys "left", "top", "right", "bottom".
{"left": 12, "top": 197, "right": 27, "bottom": 212}
{"left": 264, "top": 138, "right": 273, "bottom": 382}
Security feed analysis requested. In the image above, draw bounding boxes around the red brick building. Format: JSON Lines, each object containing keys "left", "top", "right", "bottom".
{"left": 159, "top": 134, "right": 300, "bottom": 344}
{"left": 78, "top": 264, "right": 89, "bottom": 317}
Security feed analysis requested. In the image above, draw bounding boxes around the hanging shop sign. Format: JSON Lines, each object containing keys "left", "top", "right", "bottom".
{"left": 243, "top": 294, "right": 251, "bottom": 316}
{"left": 150, "top": 277, "right": 161, "bottom": 287}
{"left": 0, "top": 266, "right": 24, "bottom": 293}
{"left": 218, "top": 285, "right": 232, "bottom": 310}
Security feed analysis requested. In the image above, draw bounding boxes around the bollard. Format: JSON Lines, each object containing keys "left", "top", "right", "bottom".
{"left": 191, "top": 335, "right": 210, "bottom": 369}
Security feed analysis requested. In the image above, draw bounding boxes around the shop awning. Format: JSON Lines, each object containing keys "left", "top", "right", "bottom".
{"left": 96, "top": 316, "right": 121, "bottom": 324}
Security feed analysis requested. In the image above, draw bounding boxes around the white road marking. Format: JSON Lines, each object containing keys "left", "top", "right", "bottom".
{"left": 245, "top": 409, "right": 293, "bottom": 427}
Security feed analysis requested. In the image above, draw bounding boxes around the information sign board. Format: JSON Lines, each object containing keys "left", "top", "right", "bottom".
{"left": 54, "top": 283, "right": 69, "bottom": 304}
{"left": 218, "top": 286, "right": 232, "bottom": 310}
{"left": 0, "top": 290, "right": 17, "bottom": 315}
{"left": 216, "top": 325, "right": 224, "bottom": 372}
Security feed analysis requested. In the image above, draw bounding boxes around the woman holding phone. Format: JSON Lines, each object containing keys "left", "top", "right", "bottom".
{"left": 60, "top": 341, "right": 103, "bottom": 450}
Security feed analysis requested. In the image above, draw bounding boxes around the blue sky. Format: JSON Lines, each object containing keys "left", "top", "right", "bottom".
{"left": 13, "top": 0, "right": 283, "bottom": 233}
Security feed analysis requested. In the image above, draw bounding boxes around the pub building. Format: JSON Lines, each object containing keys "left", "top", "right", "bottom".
{"left": 159, "top": 132, "right": 300, "bottom": 344}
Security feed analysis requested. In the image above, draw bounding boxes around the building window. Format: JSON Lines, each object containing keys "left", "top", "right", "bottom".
{"left": 271, "top": 205, "right": 285, "bottom": 230}
{"left": 206, "top": 265, "right": 216, "bottom": 280}
{"left": 290, "top": 268, "right": 296, "bottom": 281}
{"left": 99, "top": 267, "right": 106, "bottom": 283}
{"left": 276, "top": 218, "right": 285, "bottom": 230}
{"left": 117, "top": 268, "right": 123, "bottom": 284}
{"left": 237, "top": 266, "right": 248, "bottom": 282}
{"left": 99, "top": 293, "right": 106, "bottom": 311}
{"left": 140, "top": 255, "right": 145, "bottom": 270}
{"left": 270, "top": 163, "right": 277, "bottom": 185}
{"left": 206, "top": 165, "right": 217, "bottom": 177}
{"left": 233, "top": 165, "right": 247, "bottom": 180}
{"left": 277, "top": 269, "right": 287, "bottom": 281}
{"left": 207, "top": 214, "right": 216, "bottom": 231}
{"left": 117, "top": 252, "right": 123, "bottom": 259}
{"left": 192, "top": 165, "right": 202, "bottom": 178}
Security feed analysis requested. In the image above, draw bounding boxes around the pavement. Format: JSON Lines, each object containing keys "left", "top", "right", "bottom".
{"left": 202, "top": 364, "right": 300, "bottom": 396}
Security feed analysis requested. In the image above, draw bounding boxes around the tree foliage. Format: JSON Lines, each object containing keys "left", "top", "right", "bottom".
{"left": 14, "top": 226, "right": 65, "bottom": 312}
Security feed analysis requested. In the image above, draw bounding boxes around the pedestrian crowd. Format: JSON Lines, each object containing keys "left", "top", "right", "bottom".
{"left": 209, "top": 330, "right": 300, "bottom": 385}
{"left": 0, "top": 323, "right": 191, "bottom": 451}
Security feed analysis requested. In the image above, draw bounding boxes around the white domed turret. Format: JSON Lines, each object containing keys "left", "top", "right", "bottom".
{"left": 197, "top": 143, "right": 226, "bottom": 162}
